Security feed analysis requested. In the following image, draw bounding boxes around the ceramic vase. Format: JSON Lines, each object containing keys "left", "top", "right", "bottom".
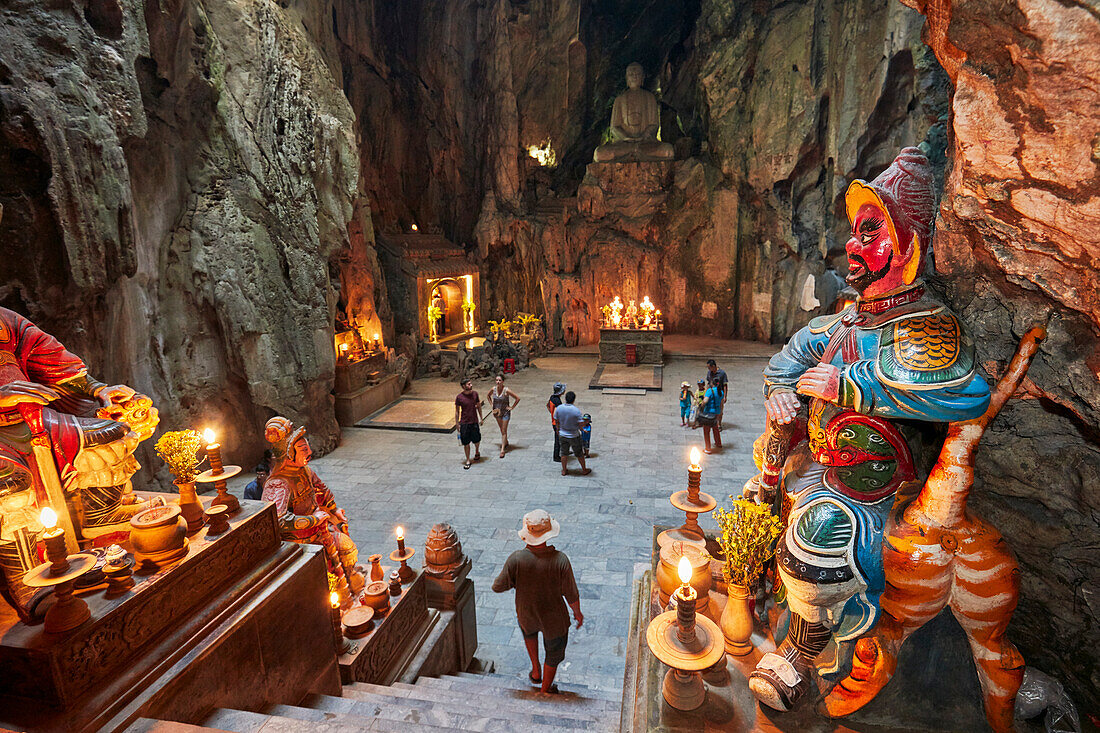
{"left": 175, "top": 480, "right": 205, "bottom": 534}
{"left": 721, "top": 583, "right": 754, "bottom": 656}
{"left": 368, "top": 554, "right": 384, "bottom": 581}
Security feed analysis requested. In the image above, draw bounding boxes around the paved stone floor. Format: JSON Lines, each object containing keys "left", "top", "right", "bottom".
{"left": 305, "top": 352, "right": 775, "bottom": 695}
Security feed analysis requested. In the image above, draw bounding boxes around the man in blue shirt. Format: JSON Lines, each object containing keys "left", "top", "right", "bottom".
{"left": 554, "top": 392, "right": 590, "bottom": 476}
{"left": 705, "top": 359, "right": 728, "bottom": 428}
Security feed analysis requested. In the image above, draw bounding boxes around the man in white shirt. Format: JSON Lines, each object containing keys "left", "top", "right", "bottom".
{"left": 553, "top": 391, "right": 590, "bottom": 476}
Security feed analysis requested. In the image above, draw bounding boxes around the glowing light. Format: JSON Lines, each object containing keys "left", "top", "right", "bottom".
{"left": 689, "top": 447, "right": 701, "bottom": 467}
{"left": 340, "top": 343, "right": 349, "bottom": 352}
{"left": 526, "top": 139, "right": 557, "bottom": 168}
{"left": 677, "top": 555, "right": 692, "bottom": 585}
{"left": 40, "top": 507, "right": 58, "bottom": 530}
{"left": 396, "top": 526, "right": 404, "bottom": 541}
{"left": 330, "top": 591, "right": 340, "bottom": 608}
{"left": 411, "top": 224, "right": 418, "bottom": 232}
{"left": 203, "top": 428, "right": 216, "bottom": 445}
{"left": 373, "top": 333, "right": 380, "bottom": 341}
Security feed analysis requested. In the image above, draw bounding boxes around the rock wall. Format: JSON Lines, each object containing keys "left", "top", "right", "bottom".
{"left": 0, "top": 0, "right": 387, "bottom": 470}
{"left": 899, "top": 0, "right": 1100, "bottom": 711}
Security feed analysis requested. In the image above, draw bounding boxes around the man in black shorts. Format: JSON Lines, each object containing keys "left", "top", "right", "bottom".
{"left": 492, "top": 509, "right": 584, "bottom": 694}
{"left": 705, "top": 358, "right": 729, "bottom": 429}
{"left": 454, "top": 378, "right": 484, "bottom": 469}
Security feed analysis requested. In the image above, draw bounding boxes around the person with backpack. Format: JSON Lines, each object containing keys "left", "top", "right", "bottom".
{"left": 697, "top": 377, "right": 723, "bottom": 453}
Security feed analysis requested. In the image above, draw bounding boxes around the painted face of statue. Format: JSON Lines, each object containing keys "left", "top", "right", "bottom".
{"left": 845, "top": 201, "right": 912, "bottom": 298}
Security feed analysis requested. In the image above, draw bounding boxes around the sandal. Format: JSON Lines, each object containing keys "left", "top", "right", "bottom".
{"left": 474, "top": 453, "right": 481, "bottom": 461}
{"left": 499, "top": 451, "right": 506, "bottom": 458}
{"left": 561, "top": 468, "right": 568, "bottom": 476}
{"left": 541, "top": 684, "right": 560, "bottom": 695}
{"left": 580, "top": 468, "right": 591, "bottom": 476}
{"left": 463, "top": 461, "right": 472, "bottom": 470}
{"left": 528, "top": 672, "right": 542, "bottom": 687}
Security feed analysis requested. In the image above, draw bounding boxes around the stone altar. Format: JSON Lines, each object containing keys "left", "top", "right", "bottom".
{"left": 599, "top": 327, "right": 663, "bottom": 365}
{"left": 0, "top": 497, "right": 341, "bottom": 732}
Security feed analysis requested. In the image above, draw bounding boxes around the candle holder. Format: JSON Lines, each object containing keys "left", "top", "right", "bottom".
{"left": 204, "top": 505, "right": 231, "bottom": 535}
{"left": 23, "top": 553, "right": 98, "bottom": 634}
{"left": 645, "top": 585, "right": 724, "bottom": 711}
{"left": 390, "top": 547, "right": 415, "bottom": 583}
{"left": 195, "top": 447, "right": 241, "bottom": 516}
{"left": 658, "top": 452, "right": 716, "bottom": 548}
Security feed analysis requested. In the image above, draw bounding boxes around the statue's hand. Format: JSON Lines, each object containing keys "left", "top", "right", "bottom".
{"left": 796, "top": 364, "right": 841, "bottom": 402}
{"left": 0, "top": 381, "right": 62, "bottom": 409}
{"left": 765, "top": 390, "right": 801, "bottom": 424}
{"left": 97, "top": 383, "right": 137, "bottom": 407}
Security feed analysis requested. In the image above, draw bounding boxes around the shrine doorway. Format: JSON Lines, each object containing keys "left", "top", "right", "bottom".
{"left": 429, "top": 278, "right": 465, "bottom": 341}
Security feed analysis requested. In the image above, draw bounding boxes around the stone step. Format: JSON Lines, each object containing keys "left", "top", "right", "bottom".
{"left": 125, "top": 720, "right": 232, "bottom": 733}
{"left": 343, "top": 681, "right": 606, "bottom": 729}
{"left": 453, "top": 670, "right": 622, "bottom": 703}
{"left": 263, "top": 702, "right": 470, "bottom": 732}
{"left": 303, "top": 691, "right": 595, "bottom": 732}
{"left": 200, "top": 708, "right": 272, "bottom": 732}
{"left": 408, "top": 674, "right": 620, "bottom": 718}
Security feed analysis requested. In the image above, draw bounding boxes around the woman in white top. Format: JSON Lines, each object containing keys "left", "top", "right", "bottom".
{"left": 490, "top": 374, "right": 521, "bottom": 458}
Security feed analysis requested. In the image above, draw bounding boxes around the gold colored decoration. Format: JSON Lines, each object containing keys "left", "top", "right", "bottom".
{"left": 154, "top": 430, "right": 203, "bottom": 483}
{"left": 712, "top": 496, "right": 783, "bottom": 588}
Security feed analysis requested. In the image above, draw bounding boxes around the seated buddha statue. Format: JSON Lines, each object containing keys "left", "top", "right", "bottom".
{"left": 261, "top": 417, "right": 365, "bottom": 595}
{"left": 593, "top": 63, "right": 674, "bottom": 163}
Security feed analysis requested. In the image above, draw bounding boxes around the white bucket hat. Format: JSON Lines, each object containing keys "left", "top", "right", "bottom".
{"left": 517, "top": 509, "right": 561, "bottom": 544}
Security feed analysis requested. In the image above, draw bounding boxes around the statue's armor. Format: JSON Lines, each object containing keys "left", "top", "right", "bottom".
{"left": 764, "top": 287, "right": 989, "bottom": 647}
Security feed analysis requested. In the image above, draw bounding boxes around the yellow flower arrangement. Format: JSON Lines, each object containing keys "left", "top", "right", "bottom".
{"left": 154, "top": 429, "right": 203, "bottom": 483}
{"left": 712, "top": 495, "right": 784, "bottom": 588}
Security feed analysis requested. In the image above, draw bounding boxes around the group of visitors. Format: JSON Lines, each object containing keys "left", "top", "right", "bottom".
{"left": 454, "top": 374, "right": 522, "bottom": 468}
{"left": 678, "top": 358, "right": 728, "bottom": 453}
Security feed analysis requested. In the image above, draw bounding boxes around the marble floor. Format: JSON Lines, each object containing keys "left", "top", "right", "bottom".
{"left": 255, "top": 350, "right": 775, "bottom": 696}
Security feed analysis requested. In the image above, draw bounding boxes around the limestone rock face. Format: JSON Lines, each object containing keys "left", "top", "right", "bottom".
{"left": 0, "top": 0, "right": 386, "bottom": 466}
{"left": 899, "top": 0, "right": 1100, "bottom": 709}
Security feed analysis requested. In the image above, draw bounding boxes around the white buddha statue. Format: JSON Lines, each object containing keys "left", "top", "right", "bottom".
{"left": 593, "top": 63, "right": 674, "bottom": 163}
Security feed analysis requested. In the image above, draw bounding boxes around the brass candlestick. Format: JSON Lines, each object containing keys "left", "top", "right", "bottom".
{"left": 23, "top": 553, "right": 97, "bottom": 634}
{"left": 645, "top": 558, "right": 724, "bottom": 711}
{"left": 658, "top": 448, "right": 716, "bottom": 548}
{"left": 195, "top": 430, "right": 241, "bottom": 515}
{"left": 389, "top": 545, "right": 415, "bottom": 583}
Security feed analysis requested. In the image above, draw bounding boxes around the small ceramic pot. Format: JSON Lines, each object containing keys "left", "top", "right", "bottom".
{"left": 656, "top": 542, "right": 712, "bottom": 605}
{"left": 175, "top": 480, "right": 205, "bottom": 534}
{"left": 362, "top": 581, "right": 390, "bottom": 616}
{"left": 205, "top": 505, "right": 230, "bottom": 535}
{"left": 130, "top": 504, "right": 188, "bottom": 566}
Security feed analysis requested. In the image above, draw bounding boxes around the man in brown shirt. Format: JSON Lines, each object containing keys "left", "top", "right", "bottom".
{"left": 492, "top": 509, "right": 583, "bottom": 694}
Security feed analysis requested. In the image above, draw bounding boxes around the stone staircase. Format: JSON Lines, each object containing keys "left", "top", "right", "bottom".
{"left": 127, "top": 671, "right": 621, "bottom": 732}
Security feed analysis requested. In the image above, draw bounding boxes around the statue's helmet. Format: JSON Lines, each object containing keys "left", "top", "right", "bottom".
{"left": 265, "top": 416, "right": 307, "bottom": 461}
{"left": 844, "top": 147, "right": 935, "bottom": 292}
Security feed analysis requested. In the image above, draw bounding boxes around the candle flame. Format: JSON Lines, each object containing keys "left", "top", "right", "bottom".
{"left": 677, "top": 555, "right": 692, "bottom": 585}
{"left": 396, "top": 526, "right": 404, "bottom": 540}
{"left": 203, "top": 428, "right": 216, "bottom": 444}
{"left": 330, "top": 591, "right": 340, "bottom": 608}
{"left": 689, "top": 447, "right": 701, "bottom": 466}
{"left": 411, "top": 224, "right": 418, "bottom": 232}
{"left": 40, "top": 507, "right": 58, "bottom": 530}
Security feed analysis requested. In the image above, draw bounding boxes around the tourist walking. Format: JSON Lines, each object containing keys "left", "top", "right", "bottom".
{"left": 698, "top": 377, "right": 723, "bottom": 453}
{"left": 490, "top": 374, "right": 521, "bottom": 458}
{"left": 679, "top": 381, "right": 692, "bottom": 426}
{"left": 454, "top": 378, "right": 484, "bottom": 469}
{"left": 705, "top": 359, "right": 729, "bottom": 429}
{"left": 555, "top": 391, "right": 591, "bottom": 475}
{"left": 492, "top": 509, "right": 583, "bottom": 695}
{"left": 546, "top": 382, "right": 566, "bottom": 462}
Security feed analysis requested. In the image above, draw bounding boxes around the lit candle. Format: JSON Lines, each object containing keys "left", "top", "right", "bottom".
{"left": 674, "top": 555, "right": 698, "bottom": 644}
{"left": 411, "top": 223, "right": 418, "bottom": 232}
{"left": 39, "top": 507, "right": 69, "bottom": 576}
{"left": 330, "top": 591, "right": 343, "bottom": 644}
{"left": 396, "top": 526, "right": 406, "bottom": 554}
{"left": 373, "top": 333, "right": 381, "bottom": 351}
{"left": 687, "top": 447, "right": 702, "bottom": 502}
{"left": 203, "top": 428, "right": 224, "bottom": 474}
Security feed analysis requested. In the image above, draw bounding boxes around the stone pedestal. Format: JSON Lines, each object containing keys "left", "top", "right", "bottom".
{"left": 424, "top": 557, "right": 477, "bottom": 673}
{"left": 335, "top": 372, "right": 402, "bottom": 427}
{"left": 599, "top": 327, "right": 663, "bottom": 364}
{"left": 0, "top": 498, "right": 341, "bottom": 733}
{"left": 578, "top": 160, "right": 673, "bottom": 219}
